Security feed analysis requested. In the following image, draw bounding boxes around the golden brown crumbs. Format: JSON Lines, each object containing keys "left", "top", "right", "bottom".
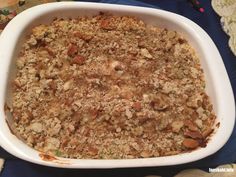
{"left": 10, "top": 14, "right": 216, "bottom": 159}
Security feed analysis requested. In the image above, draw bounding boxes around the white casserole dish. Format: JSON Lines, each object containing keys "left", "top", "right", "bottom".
{"left": 0, "top": 2, "right": 235, "bottom": 168}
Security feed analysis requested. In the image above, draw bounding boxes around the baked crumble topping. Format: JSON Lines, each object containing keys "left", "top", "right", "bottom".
{"left": 10, "top": 14, "right": 216, "bottom": 159}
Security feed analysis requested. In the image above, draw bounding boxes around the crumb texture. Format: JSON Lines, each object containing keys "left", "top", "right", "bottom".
{"left": 11, "top": 14, "right": 216, "bottom": 159}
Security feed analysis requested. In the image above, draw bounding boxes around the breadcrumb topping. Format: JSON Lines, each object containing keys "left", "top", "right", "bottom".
{"left": 10, "top": 14, "right": 216, "bottom": 159}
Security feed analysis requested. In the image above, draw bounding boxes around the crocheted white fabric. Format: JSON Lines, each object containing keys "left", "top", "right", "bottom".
{"left": 144, "top": 164, "right": 236, "bottom": 177}
{"left": 174, "top": 164, "right": 236, "bottom": 177}
{"left": 212, "top": 0, "right": 236, "bottom": 56}
{"left": 0, "top": 158, "right": 4, "bottom": 174}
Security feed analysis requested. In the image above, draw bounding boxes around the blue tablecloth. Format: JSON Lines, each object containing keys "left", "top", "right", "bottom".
{"left": 1, "top": 0, "right": 236, "bottom": 177}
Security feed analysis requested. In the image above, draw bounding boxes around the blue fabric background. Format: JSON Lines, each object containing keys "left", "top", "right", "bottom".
{"left": 1, "top": 0, "right": 236, "bottom": 176}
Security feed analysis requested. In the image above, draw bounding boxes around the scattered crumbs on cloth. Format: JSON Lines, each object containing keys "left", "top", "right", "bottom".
{"left": 212, "top": 0, "right": 236, "bottom": 56}
{"left": 0, "top": 158, "right": 4, "bottom": 173}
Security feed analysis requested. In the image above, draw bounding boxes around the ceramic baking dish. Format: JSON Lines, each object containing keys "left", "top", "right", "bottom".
{"left": 0, "top": 2, "right": 235, "bottom": 168}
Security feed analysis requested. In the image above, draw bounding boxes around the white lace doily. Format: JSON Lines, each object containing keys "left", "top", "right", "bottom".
{"left": 212, "top": 0, "right": 236, "bottom": 56}
{"left": 0, "top": 158, "right": 4, "bottom": 174}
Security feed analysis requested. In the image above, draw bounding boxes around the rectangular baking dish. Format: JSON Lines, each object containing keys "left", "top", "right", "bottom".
{"left": 0, "top": 2, "right": 234, "bottom": 168}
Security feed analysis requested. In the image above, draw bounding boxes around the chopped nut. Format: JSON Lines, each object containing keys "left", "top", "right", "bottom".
{"left": 101, "top": 114, "right": 110, "bottom": 121}
{"left": 11, "top": 14, "right": 216, "bottom": 159}
{"left": 63, "top": 80, "right": 72, "bottom": 91}
{"left": 132, "top": 102, "right": 142, "bottom": 112}
{"left": 13, "top": 79, "right": 21, "bottom": 88}
{"left": 16, "top": 58, "right": 25, "bottom": 69}
{"left": 201, "top": 114, "right": 208, "bottom": 121}
{"left": 74, "top": 31, "right": 93, "bottom": 42}
{"left": 143, "top": 94, "right": 150, "bottom": 103}
{"left": 67, "top": 44, "right": 78, "bottom": 57}
{"left": 167, "top": 31, "right": 176, "bottom": 38}
{"left": 171, "top": 120, "right": 184, "bottom": 133}
{"left": 71, "top": 55, "right": 86, "bottom": 65}
{"left": 27, "top": 37, "right": 37, "bottom": 46}
{"left": 184, "top": 119, "right": 198, "bottom": 131}
{"left": 88, "top": 146, "right": 98, "bottom": 156}
{"left": 89, "top": 109, "right": 99, "bottom": 119}
{"left": 125, "top": 108, "right": 133, "bottom": 119}
{"left": 187, "top": 94, "right": 202, "bottom": 108}
{"left": 140, "top": 48, "right": 153, "bottom": 59}
{"left": 195, "top": 119, "right": 203, "bottom": 129}
{"left": 133, "top": 126, "right": 144, "bottom": 136}
{"left": 140, "top": 150, "right": 152, "bottom": 158}
{"left": 196, "top": 107, "right": 204, "bottom": 117}
{"left": 110, "top": 60, "right": 124, "bottom": 72}
{"left": 116, "top": 127, "right": 121, "bottom": 133}
{"left": 157, "top": 115, "right": 169, "bottom": 131}
{"left": 44, "top": 47, "right": 55, "bottom": 57}
{"left": 100, "top": 19, "right": 114, "bottom": 30}
{"left": 68, "top": 124, "right": 75, "bottom": 132}
{"left": 182, "top": 138, "right": 199, "bottom": 149}
{"left": 131, "top": 142, "right": 140, "bottom": 151}
{"left": 202, "top": 128, "right": 213, "bottom": 138}
{"left": 32, "top": 24, "right": 47, "bottom": 39}
{"left": 45, "top": 137, "right": 60, "bottom": 151}
{"left": 150, "top": 94, "right": 169, "bottom": 111}
{"left": 184, "top": 130, "right": 203, "bottom": 139}
{"left": 74, "top": 100, "right": 82, "bottom": 107}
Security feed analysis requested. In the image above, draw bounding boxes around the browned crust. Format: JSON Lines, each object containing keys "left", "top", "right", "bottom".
{"left": 9, "top": 14, "right": 217, "bottom": 159}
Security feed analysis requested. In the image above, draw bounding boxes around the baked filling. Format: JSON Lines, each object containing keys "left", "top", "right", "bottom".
{"left": 10, "top": 14, "right": 216, "bottom": 159}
